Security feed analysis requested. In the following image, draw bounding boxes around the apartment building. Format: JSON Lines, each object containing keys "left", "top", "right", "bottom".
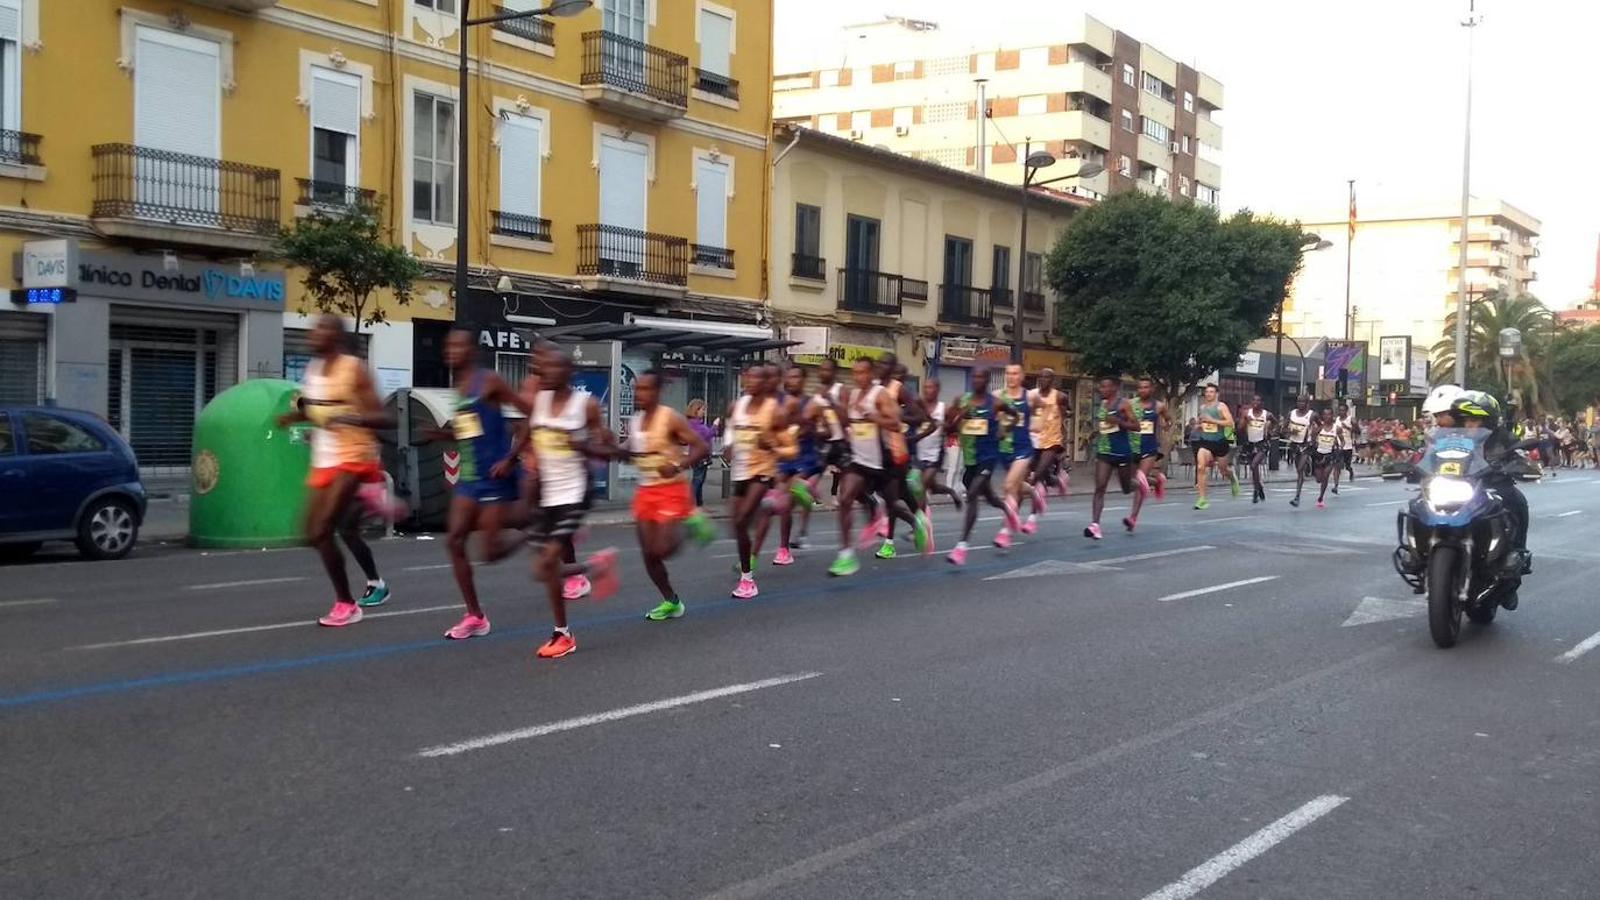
{"left": 1, "top": 0, "right": 771, "bottom": 483}
{"left": 1284, "top": 198, "right": 1541, "bottom": 352}
{"left": 772, "top": 14, "right": 1222, "bottom": 205}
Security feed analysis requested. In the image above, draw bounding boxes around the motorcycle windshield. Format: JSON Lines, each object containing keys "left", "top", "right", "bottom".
{"left": 1418, "top": 427, "right": 1490, "bottom": 478}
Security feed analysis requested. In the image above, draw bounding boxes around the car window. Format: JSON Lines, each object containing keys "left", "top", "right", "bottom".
{"left": 21, "top": 412, "right": 107, "bottom": 455}
{"left": 0, "top": 415, "right": 12, "bottom": 456}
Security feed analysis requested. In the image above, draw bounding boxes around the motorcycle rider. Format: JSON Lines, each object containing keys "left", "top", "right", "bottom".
{"left": 1435, "top": 391, "right": 1533, "bottom": 588}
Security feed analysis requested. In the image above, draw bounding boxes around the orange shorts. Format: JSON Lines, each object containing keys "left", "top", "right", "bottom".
{"left": 631, "top": 480, "right": 694, "bottom": 523}
{"left": 307, "top": 461, "right": 383, "bottom": 490}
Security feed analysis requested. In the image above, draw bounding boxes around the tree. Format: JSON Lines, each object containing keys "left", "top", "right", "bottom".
{"left": 1043, "top": 191, "right": 1310, "bottom": 404}
{"left": 1428, "top": 290, "right": 1554, "bottom": 412}
{"left": 276, "top": 202, "right": 424, "bottom": 334}
{"left": 1547, "top": 326, "right": 1600, "bottom": 416}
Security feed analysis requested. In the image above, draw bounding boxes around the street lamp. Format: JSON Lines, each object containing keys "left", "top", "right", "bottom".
{"left": 1498, "top": 326, "right": 1521, "bottom": 406}
{"left": 455, "top": 1, "right": 593, "bottom": 316}
{"left": 1452, "top": 0, "right": 1482, "bottom": 387}
{"left": 1013, "top": 143, "right": 1105, "bottom": 362}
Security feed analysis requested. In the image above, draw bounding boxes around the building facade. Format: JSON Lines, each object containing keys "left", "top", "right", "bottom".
{"left": 1, "top": 0, "right": 772, "bottom": 486}
{"left": 771, "top": 14, "right": 1222, "bottom": 206}
{"left": 1285, "top": 198, "right": 1541, "bottom": 353}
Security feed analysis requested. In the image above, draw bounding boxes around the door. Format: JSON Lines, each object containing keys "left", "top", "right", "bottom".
{"left": 13, "top": 411, "right": 115, "bottom": 534}
{"left": 0, "top": 310, "right": 46, "bottom": 405}
{"left": 944, "top": 236, "right": 974, "bottom": 315}
{"left": 844, "top": 215, "right": 881, "bottom": 308}
{"left": 598, "top": 135, "right": 648, "bottom": 276}
{"left": 602, "top": 0, "right": 648, "bottom": 85}
{"left": 133, "top": 27, "right": 221, "bottom": 217}
{"left": 108, "top": 312, "right": 239, "bottom": 490}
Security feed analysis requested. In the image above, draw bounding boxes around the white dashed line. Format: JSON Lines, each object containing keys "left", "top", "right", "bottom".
{"left": 184, "top": 576, "right": 306, "bottom": 591}
{"left": 1141, "top": 795, "right": 1349, "bottom": 900}
{"left": 1158, "top": 575, "right": 1279, "bottom": 602}
{"left": 1555, "top": 630, "right": 1600, "bottom": 664}
{"left": 70, "top": 604, "right": 463, "bottom": 650}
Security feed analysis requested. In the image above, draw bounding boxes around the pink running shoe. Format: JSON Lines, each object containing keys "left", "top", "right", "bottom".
{"left": 444, "top": 614, "right": 491, "bottom": 640}
{"left": 857, "top": 515, "right": 888, "bottom": 549}
{"left": 875, "top": 515, "right": 890, "bottom": 538}
{"left": 586, "top": 548, "right": 620, "bottom": 601}
{"left": 1020, "top": 514, "right": 1038, "bottom": 535}
{"left": 993, "top": 529, "right": 1013, "bottom": 550}
{"left": 1154, "top": 473, "right": 1167, "bottom": 501}
{"left": 1031, "top": 483, "right": 1048, "bottom": 515}
{"left": 773, "top": 547, "right": 795, "bottom": 566}
{"left": 1001, "top": 497, "right": 1022, "bottom": 533}
{"left": 1134, "top": 471, "right": 1151, "bottom": 499}
{"left": 318, "top": 600, "right": 363, "bottom": 627}
{"left": 563, "top": 575, "right": 592, "bottom": 601}
{"left": 1317, "top": 499, "right": 1326, "bottom": 510}
{"left": 947, "top": 545, "right": 968, "bottom": 566}
{"left": 1083, "top": 523, "right": 1103, "bottom": 540}
{"left": 731, "top": 576, "right": 759, "bottom": 600}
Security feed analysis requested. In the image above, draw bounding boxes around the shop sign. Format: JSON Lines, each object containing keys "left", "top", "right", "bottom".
{"left": 659, "top": 349, "right": 746, "bottom": 367}
{"left": 21, "top": 239, "right": 76, "bottom": 288}
{"left": 65, "top": 249, "right": 285, "bottom": 311}
{"left": 784, "top": 326, "right": 829, "bottom": 357}
{"left": 1022, "top": 348, "right": 1070, "bottom": 372}
{"left": 477, "top": 327, "right": 536, "bottom": 351}
{"left": 1233, "top": 351, "right": 1262, "bottom": 375}
{"left": 792, "top": 342, "right": 893, "bottom": 367}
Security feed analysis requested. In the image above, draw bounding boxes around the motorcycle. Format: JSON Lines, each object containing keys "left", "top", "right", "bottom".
{"left": 1390, "top": 428, "right": 1539, "bottom": 648}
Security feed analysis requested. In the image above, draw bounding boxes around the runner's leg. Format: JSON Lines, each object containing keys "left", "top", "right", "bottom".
{"left": 1091, "top": 459, "right": 1112, "bottom": 525}
{"left": 445, "top": 495, "right": 485, "bottom": 619}
{"left": 307, "top": 474, "right": 361, "bottom": 604}
{"left": 1195, "top": 447, "right": 1212, "bottom": 507}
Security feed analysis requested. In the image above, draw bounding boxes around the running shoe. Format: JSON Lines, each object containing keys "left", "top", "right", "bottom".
{"left": 685, "top": 512, "right": 717, "bottom": 547}
{"left": 912, "top": 511, "right": 930, "bottom": 554}
{"left": 829, "top": 549, "right": 860, "bottom": 577}
{"left": 318, "top": 601, "right": 363, "bottom": 627}
{"left": 1316, "top": 499, "right": 1326, "bottom": 509}
{"left": 444, "top": 614, "right": 490, "bottom": 640}
{"left": 857, "top": 516, "right": 888, "bottom": 549}
{"left": 645, "top": 598, "right": 685, "bottom": 621}
{"left": 1123, "top": 516, "right": 1137, "bottom": 533}
{"left": 947, "top": 544, "right": 968, "bottom": 566}
{"left": 731, "top": 576, "right": 759, "bottom": 600}
{"left": 536, "top": 631, "right": 576, "bottom": 659}
{"left": 993, "top": 529, "right": 1013, "bottom": 550}
{"left": 563, "top": 575, "right": 592, "bottom": 601}
{"left": 906, "top": 469, "right": 926, "bottom": 504}
{"left": 585, "top": 548, "right": 620, "bottom": 601}
{"left": 1021, "top": 514, "right": 1038, "bottom": 535}
{"left": 1153, "top": 473, "right": 1166, "bottom": 501}
{"left": 1229, "top": 474, "right": 1241, "bottom": 498}
{"left": 789, "top": 480, "right": 816, "bottom": 510}
{"left": 1251, "top": 492, "right": 1260, "bottom": 505}
{"left": 791, "top": 535, "right": 808, "bottom": 550}
{"left": 1031, "top": 482, "right": 1048, "bottom": 515}
{"left": 1084, "top": 523, "right": 1103, "bottom": 540}
{"left": 1290, "top": 497, "right": 1301, "bottom": 508}
{"left": 357, "top": 581, "right": 391, "bottom": 608}
{"left": 1331, "top": 485, "right": 1340, "bottom": 495}
{"left": 1001, "top": 497, "right": 1023, "bottom": 533}
{"left": 773, "top": 547, "right": 795, "bottom": 566}
{"left": 1194, "top": 498, "right": 1210, "bottom": 511}
{"left": 875, "top": 540, "right": 897, "bottom": 560}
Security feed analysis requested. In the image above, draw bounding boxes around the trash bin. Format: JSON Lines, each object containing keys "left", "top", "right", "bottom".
{"left": 189, "top": 379, "right": 309, "bottom": 548}
{"left": 382, "top": 388, "right": 527, "bottom": 531}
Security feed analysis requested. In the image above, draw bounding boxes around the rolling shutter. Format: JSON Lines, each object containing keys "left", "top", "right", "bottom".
{"left": 311, "top": 67, "right": 361, "bottom": 137}
{"left": 497, "top": 115, "right": 541, "bottom": 217}
{"left": 0, "top": 310, "right": 45, "bottom": 405}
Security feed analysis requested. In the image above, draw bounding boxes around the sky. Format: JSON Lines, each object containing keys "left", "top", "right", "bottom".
{"left": 771, "top": 0, "right": 1600, "bottom": 308}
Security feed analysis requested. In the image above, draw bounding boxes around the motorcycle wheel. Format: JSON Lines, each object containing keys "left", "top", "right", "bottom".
{"left": 1428, "top": 545, "right": 1464, "bottom": 648}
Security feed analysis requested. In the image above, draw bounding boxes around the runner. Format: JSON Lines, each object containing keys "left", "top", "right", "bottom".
{"left": 1285, "top": 396, "right": 1316, "bottom": 507}
{"left": 946, "top": 367, "right": 1022, "bottom": 565}
{"left": 815, "top": 357, "right": 849, "bottom": 507}
{"left": 875, "top": 358, "right": 930, "bottom": 559}
{"left": 625, "top": 370, "right": 715, "bottom": 621}
{"left": 1086, "top": 376, "right": 1140, "bottom": 539}
{"left": 1127, "top": 377, "right": 1169, "bottom": 528}
{"left": 438, "top": 328, "right": 536, "bottom": 640}
{"left": 913, "top": 379, "right": 962, "bottom": 512}
{"left": 1332, "top": 401, "right": 1357, "bottom": 494}
{"left": 1193, "top": 384, "right": 1237, "bottom": 510}
{"left": 830, "top": 358, "right": 920, "bottom": 575}
{"left": 1309, "top": 409, "right": 1345, "bottom": 509}
{"left": 724, "top": 363, "right": 785, "bottom": 598}
{"left": 527, "top": 344, "right": 620, "bottom": 659}
{"left": 276, "top": 314, "right": 392, "bottom": 627}
{"left": 998, "top": 363, "right": 1039, "bottom": 534}
{"left": 1027, "top": 368, "right": 1072, "bottom": 514}
{"left": 772, "top": 365, "right": 821, "bottom": 566}
{"left": 1240, "top": 394, "right": 1274, "bottom": 504}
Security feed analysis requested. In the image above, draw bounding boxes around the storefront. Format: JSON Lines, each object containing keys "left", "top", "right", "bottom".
{"left": 786, "top": 324, "right": 903, "bottom": 386}
{"left": 930, "top": 336, "right": 1011, "bottom": 398}
{"left": 14, "top": 240, "right": 284, "bottom": 486}
{"left": 0, "top": 309, "right": 47, "bottom": 405}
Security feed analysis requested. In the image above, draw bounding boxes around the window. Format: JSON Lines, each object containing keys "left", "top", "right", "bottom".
{"left": 1020, "top": 46, "right": 1048, "bottom": 68}
{"left": 943, "top": 235, "right": 973, "bottom": 287}
{"left": 1195, "top": 183, "right": 1219, "bottom": 206}
{"left": 1179, "top": 175, "right": 1191, "bottom": 197}
{"left": 892, "top": 106, "right": 912, "bottom": 128}
{"left": 1183, "top": 91, "right": 1194, "bottom": 112}
{"left": 1122, "top": 63, "right": 1135, "bottom": 86}
{"left": 893, "top": 59, "right": 915, "bottom": 78}
{"left": 498, "top": 114, "right": 542, "bottom": 219}
{"left": 21, "top": 413, "right": 105, "bottom": 455}
{"left": 1141, "top": 72, "right": 1163, "bottom": 97}
{"left": 1117, "top": 154, "right": 1131, "bottom": 177}
{"left": 1018, "top": 94, "right": 1047, "bottom": 117}
{"left": 698, "top": 7, "right": 733, "bottom": 78}
{"left": 1024, "top": 253, "right": 1044, "bottom": 293}
{"left": 1120, "top": 109, "right": 1134, "bottom": 132}
{"left": 412, "top": 92, "right": 456, "bottom": 225}
{"left": 694, "top": 156, "right": 729, "bottom": 251}
{"left": 1141, "top": 117, "right": 1170, "bottom": 144}
{"left": 820, "top": 68, "right": 839, "bottom": 87}
{"left": 793, "top": 203, "right": 821, "bottom": 274}
{"left": 991, "top": 245, "right": 1011, "bottom": 292}
{"left": 1181, "top": 134, "right": 1191, "bottom": 155}
{"left": 976, "top": 52, "right": 995, "bottom": 75}
{"left": 0, "top": 0, "right": 20, "bottom": 135}
{"left": 311, "top": 67, "right": 361, "bottom": 193}
{"left": 850, "top": 109, "right": 869, "bottom": 132}
{"left": 415, "top": 0, "right": 457, "bottom": 12}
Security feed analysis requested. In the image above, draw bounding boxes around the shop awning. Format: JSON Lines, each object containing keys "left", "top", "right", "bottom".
{"left": 534, "top": 320, "right": 797, "bottom": 355}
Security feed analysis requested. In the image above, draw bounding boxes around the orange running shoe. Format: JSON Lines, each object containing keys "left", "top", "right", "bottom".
{"left": 536, "top": 631, "right": 576, "bottom": 659}
{"left": 586, "top": 548, "right": 621, "bottom": 601}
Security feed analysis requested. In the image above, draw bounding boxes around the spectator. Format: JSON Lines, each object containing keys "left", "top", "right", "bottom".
{"left": 685, "top": 398, "right": 716, "bottom": 507}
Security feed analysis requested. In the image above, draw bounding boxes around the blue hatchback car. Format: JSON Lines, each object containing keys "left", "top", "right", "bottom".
{"left": 0, "top": 407, "right": 147, "bottom": 560}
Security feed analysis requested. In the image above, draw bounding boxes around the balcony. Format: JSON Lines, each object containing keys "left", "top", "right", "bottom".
{"left": 1063, "top": 62, "right": 1113, "bottom": 103}
{"left": 581, "top": 31, "right": 689, "bottom": 121}
{"left": 91, "top": 144, "right": 281, "bottom": 252}
{"left": 1022, "top": 290, "right": 1046, "bottom": 316}
{"left": 939, "top": 285, "right": 993, "bottom": 326}
{"left": 295, "top": 178, "right": 376, "bottom": 214}
{"left": 837, "top": 269, "right": 904, "bottom": 317}
{"left": 902, "top": 278, "right": 929, "bottom": 304}
{"left": 693, "top": 69, "right": 740, "bottom": 104}
{"left": 1061, "top": 110, "right": 1112, "bottom": 151}
{"left": 491, "top": 210, "right": 553, "bottom": 243}
{"left": 692, "top": 243, "right": 735, "bottom": 273}
{"left": 0, "top": 129, "right": 42, "bottom": 167}
{"left": 493, "top": 6, "right": 554, "bottom": 46}
{"left": 992, "top": 287, "right": 1013, "bottom": 309}
{"left": 792, "top": 252, "right": 826, "bottom": 281}
{"left": 577, "top": 224, "right": 688, "bottom": 296}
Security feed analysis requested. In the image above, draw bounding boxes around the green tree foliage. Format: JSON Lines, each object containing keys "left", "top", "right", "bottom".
{"left": 1547, "top": 326, "right": 1600, "bottom": 416}
{"left": 276, "top": 202, "right": 424, "bottom": 334}
{"left": 1428, "top": 290, "right": 1554, "bottom": 412}
{"left": 1044, "top": 192, "right": 1309, "bottom": 403}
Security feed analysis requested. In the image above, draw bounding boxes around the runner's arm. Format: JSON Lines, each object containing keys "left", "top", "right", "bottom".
{"left": 875, "top": 389, "right": 902, "bottom": 429}
{"left": 578, "top": 397, "right": 624, "bottom": 460}
{"left": 669, "top": 412, "right": 710, "bottom": 474}
{"left": 330, "top": 365, "right": 392, "bottom": 430}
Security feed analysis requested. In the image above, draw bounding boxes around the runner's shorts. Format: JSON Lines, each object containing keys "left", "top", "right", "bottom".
{"left": 455, "top": 476, "right": 519, "bottom": 504}
{"left": 632, "top": 481, "right": 694, "bottom": 523}
{"left": 733, "top": 476, "right": 774, "bottom": 498}
{"left": 529, "top": 503, "right": 585, "bottom": 543}
{"left": 307, "top": 461, "right": 383, "bottom": 490}
{"left": 824, "top": 441, "right": 851, "bottom": 470}
{"left": 1195, "top": 440, "right": 1230, "bottom": 459}
{"left": 961, "top": 462, "right": 997, "bottom": 489}
{"left": 848, "top": 462, "right": 888, "bottom": 493}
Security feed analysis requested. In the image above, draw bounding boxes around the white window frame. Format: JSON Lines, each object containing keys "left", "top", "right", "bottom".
{"left": 309, "top": 66, "right": 362, "bottom": 191}
{"left": 692, "top": 148, "right": 732, "bottom": 254}
{"left": 411, "top": 89, "right": 457, "bottom": 227}
{"left": 893, "top": 59, "right": 915, "bottom": 77}
{"left": 819, "top": 68, "right": 839, "bottom": 87}
{"left": 1019, "top": 46, "right": 1048, "bottom": 69}
{"left": 416, "top": 0, "right": 457, "bottom": 13}
{"left": 1120, "top": 109, "right": 1134, "bottom": 132}
{"left": 851, "top": 109, "right": 870, "bottom": 132}
{"left": 1181, "top": 134, "right": 1190, "bottom": 155}
{"left": 117, "top": 8, "right": 235, "bottom": 94}
{"left": 496, "top": 112, "right": 545, "bottom": 221}
{"left": 1018, "top": 94, "right": 1047, "bottom": 117}
{"left": 1179, "top": 174, "right": 1191, "bottom": 197}
{"left": 1183, "top": 91, "right": 1194, "bottom": 112}
{"left": 892, "top": 106, "right": 913, "bottom": 129}
{"left": 1140, "top": 117, "right": 1170, "bottom": 145}
{"left": 976, "top": 52, "right": 995, "bottom": 75}
{"left": 695, "top": 1, "right": 736, "bottom": 78}
{"left": 1117, "top": 154, "right": 1131, "bottom": 177}
{"left": 0, "top": 0, "right": 22, "bottom": 133}
{"left": 1122, "top": 63, "right": 1135, "bottom": 86}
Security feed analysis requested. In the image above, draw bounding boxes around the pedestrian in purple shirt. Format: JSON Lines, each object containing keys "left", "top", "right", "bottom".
{"left": 686, "top": 398, "right": 716, "bottom": 507}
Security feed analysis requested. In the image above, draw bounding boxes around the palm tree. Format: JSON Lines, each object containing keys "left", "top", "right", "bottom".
{"left": 1430, "top": 290, "right": 1554, "bottom": 412}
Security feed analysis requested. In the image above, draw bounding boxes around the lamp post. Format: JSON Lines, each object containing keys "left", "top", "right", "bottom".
{"left": 1276, "top": 237, "right": 1333, "bottom": 414}
{"left": 1452, "top": 0, "right": 1482, "bottom": 387}
{"left": 1498, "top": 326, "right": 1521, "bottom": 407}
{"left": 1344, "top": 178, "right": 1355, "bottom": 340}
{"left": 1014, "top": 143, "right": 1104, "bottom": 362}
{"left": 455, "top": 1, "right": 592, "bottom": 315}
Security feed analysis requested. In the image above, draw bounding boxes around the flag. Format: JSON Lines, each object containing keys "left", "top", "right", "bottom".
{"left": 1347, "top": 186, "right": 1357, "bottom": 240}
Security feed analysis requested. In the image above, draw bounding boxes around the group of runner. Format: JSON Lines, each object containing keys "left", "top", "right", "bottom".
{"left": 1229, "top": 393, "right": 1358, "bottom": 510}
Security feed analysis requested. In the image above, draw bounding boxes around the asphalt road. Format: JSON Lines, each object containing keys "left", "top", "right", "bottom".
{"left": 3, "top": 472, "right": 1599, "bottom": 899}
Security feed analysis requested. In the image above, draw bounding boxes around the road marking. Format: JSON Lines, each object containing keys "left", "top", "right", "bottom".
{"left": 1198, "top": 516, "right": 1251, "bottom": 524}
{"left": 985, "top": 560, "right": 1107, "bottom": 580}
{"left": 1158, "top": 575, "right": 1278, "bottom": 602}
{"left": 1366, "top": 500, "right": 1402, "bottom": 508}
{"left": 1555, "top": 630, "right": 1600, "bottom": 664}
{"left": 1141, "top": 795, "right": 1349, "bottom": 900}
{"left": 416, "top": 671, "right": 823, "bottom": 758}
{"left": 1090, "top": 545, "right": 1215, "bottom": 567}
{"left": 1551, "top": 510, "right": 1583, "bottom": 518}
{"left": 0, "top": 597, "right": 58, "bottom": 609}
{"left": 184, "top": 576, "right": 306, "bottom": 591}
{"left": 1343, "top": 596, "right": 1426, "bottom": 627}
{"left": 70, "top": 604, "right": 463, "bottom": 650}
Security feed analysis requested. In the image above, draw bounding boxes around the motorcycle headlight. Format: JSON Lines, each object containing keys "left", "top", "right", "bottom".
{"left": 1424, "top": 477, "right": 1474, "bottom": 508}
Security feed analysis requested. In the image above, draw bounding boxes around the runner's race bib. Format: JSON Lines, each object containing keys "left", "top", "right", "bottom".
{"left": 851, "top": 421, "right": 879, "bottom": 441}
{"left": 1201, "top": 422, "right": 1219, "bottom": 434}
{"left": 534, "top": 427, "right": 571, "bottom": 457}
{"left": 1140, "top": 420, "right": 1156, "bottom": 435}
{"left": 1099, "top": 419, "right": 1118, "bottom": 435}
{"left": 452, "top": 411, "right": 485, "bottom": 441}
{"left": 1248, "top": 424, "right": 1266, "bottom": 443}
{"left": 734, "top": 426, "right": 757, "bottom": 447}
{"left": 962, "top": 417, "right": 990, "bottom": 437}
{"left": 1290, "top": 423, "right": 1307, "bottom": 440}
{"left": 1317, "top": 433, "right": 1336, "bottom": 452}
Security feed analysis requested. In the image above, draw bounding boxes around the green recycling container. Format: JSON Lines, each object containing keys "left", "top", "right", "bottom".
{"left": 189, "top": 379, "right": 310, "bottom": 548}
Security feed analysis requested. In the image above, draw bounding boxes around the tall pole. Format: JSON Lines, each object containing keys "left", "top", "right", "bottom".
{"left": 975, "top": 79, "right": 988, "bottom": 178}
{"left": 1014, "top": 140, "right": 1029, "bottom": 364}
{"left": 1343, "top": 179, "right": 1354, "bottom": 341}
{"left": 1453, "top": 0, "right": 1480, "bottom": 387}
{"left": 1273, "top": 296, "right": 1285, "bottom": 414}
{"left": 455, "top": 0, "right": 472, "bottom": 327}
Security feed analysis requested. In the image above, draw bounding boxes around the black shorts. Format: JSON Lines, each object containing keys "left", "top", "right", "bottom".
{"left": 823, "top": 441, "right": 851, "bottom": 470}
{"left": 962, "top": 463, "right": 997, "bottom": 488}
{"left": 1242, "top": 441, "right": 1271, "bottom": 459}
{"left": 1312, "top": 450, "right": 1337, "bottom": 470}
{"left": 1097, "top": 453, "right": 1134, "bottom": 466}
{"left": 1195, "top": 440, "right": 1230, "bottom": 459}
{"left": 529, "top": 503, "right": 585, "bottom": 544}
{"left": 733, "top": 477, "right": 773, "bottom": 498}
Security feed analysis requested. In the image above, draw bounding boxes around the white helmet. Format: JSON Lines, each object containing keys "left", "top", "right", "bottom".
{"left": 1422, "top": 384, "right": 1463, "bottom": 415}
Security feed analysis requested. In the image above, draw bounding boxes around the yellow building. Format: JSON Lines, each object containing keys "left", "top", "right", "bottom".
{"left": 1, "top": 0, "right": 772, "bottom": 481}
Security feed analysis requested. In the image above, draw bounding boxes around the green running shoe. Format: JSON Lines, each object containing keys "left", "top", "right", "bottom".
{"left": 789, "top": 480, "right": 816, "bottom": 510}
{"left": 1194, "top": 497, "right": 1210, "bottom": 510}
{"left": 911, "top": 512, "right": 929, "bottom": 554}
{"left": 645, "top": 598, "right": 685, "bottom": 621}
{"left": 829, "top": 550, "right": 860, "bottom": 577}
{"left": 1229, "top": 474, "right": 1241, "bottom": 498}
{"left": 684, "top": 512, "right": 717, "bottom": 547}
{"left": 875, "top": 540, "right": 897, "bottom": 560}
{"left": 906, "top": 469, "right": 926, "bottom": 504}
{"left": 357, "top": 582, "right": 391, "bottom": 608}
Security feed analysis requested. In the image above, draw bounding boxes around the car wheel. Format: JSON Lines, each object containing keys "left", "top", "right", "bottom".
{"left": 77, "top": 498, "right": 139, "bottom": 561}
{"left": 0, "top": 541, "right": 43, "bottom": 561}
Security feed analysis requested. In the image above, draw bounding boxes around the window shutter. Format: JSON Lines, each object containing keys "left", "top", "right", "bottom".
{"left": 312, "top": 68, "right": 361, "bottom": 136}
{"left": 694, "top": 159, "right": 728, "bottom": 248}
{"left": 699, "top": 10, "right": 732, "bottom": 77}
{"left": 134, "top": 28, "right": 220, "bottom": 158}
{"left": 0, "top": 0, "right": 20, "bottom": 43}
{"left": 497, "top": 116, "right": 541, "bottom": 217}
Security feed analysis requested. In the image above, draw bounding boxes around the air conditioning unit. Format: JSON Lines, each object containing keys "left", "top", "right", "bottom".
{"left": 895, "top": 125, "right": 911, "bottom": 136}
{"left": 849, "top": 129, "right": 865, "bottom": 140}
{"left": 1170, "top": 141, "right": 1180, "bottom": 153}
